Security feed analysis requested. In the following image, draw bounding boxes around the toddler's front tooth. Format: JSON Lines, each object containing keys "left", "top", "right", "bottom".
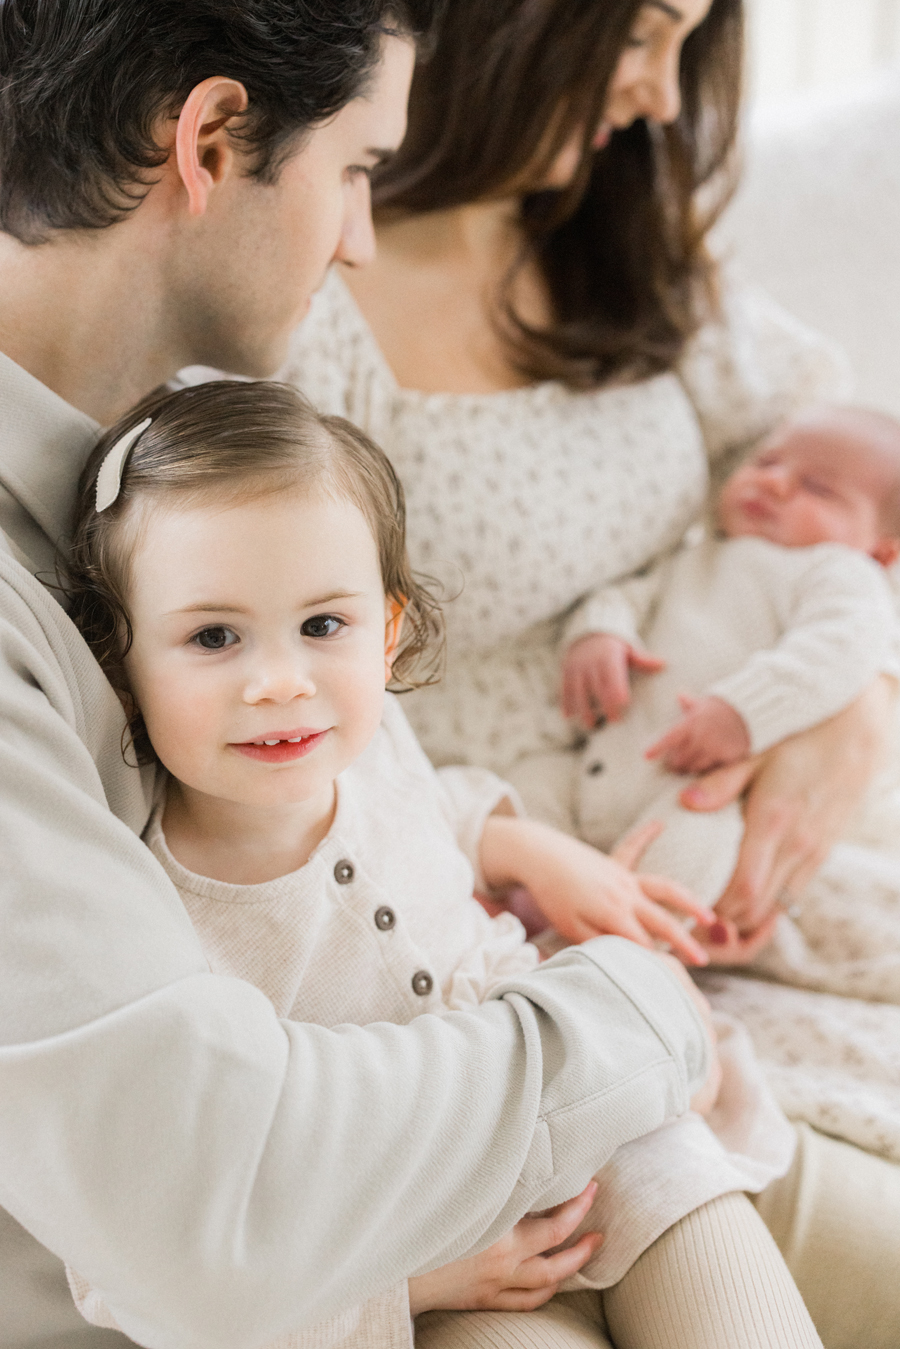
{"left": 263, "top": 739, "right": 280, "bottom": 746}
{"left": 287, "top": 737, "right": 302, "bottom": 743}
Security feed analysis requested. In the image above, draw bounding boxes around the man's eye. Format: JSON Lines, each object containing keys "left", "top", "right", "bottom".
{"left": 191, "top": 626, "right": 238, "bottom": 651}
{"left": 301, "top": 615, "right": 344, "bottom": 639}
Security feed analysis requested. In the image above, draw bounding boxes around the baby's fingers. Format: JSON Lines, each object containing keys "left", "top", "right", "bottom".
{"left": 644, "top": 721, "right": 688, "bottom": 763}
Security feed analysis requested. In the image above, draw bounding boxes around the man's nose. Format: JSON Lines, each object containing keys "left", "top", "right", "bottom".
{"left": 334, "top": 174, "right": 377, "bottom": 269}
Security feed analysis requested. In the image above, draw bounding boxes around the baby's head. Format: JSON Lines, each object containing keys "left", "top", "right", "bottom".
{"left": 718, "top": 405, "right": 900, "bottom": 567}
{"left": 68, "top": 381, "right": 442, "bottom": 806}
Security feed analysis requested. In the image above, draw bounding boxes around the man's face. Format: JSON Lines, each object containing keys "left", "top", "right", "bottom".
{"left": 171, "top": 35, "right": 415, "bottom": 377}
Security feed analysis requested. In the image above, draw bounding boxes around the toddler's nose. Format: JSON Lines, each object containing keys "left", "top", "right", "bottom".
{"left": 243, "top": 650, "right": 316, "bottom": 704}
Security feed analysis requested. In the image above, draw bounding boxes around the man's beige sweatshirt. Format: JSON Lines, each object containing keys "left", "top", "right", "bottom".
{"left": 0, "top": 351, "right": 708, "bottom": 1349}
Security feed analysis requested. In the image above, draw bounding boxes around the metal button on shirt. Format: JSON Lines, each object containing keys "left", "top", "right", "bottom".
{"left": 334, "top": 860, "right": 354, "bottom": 885}
{"left": 374, "top": 906, "right": 396, "bottom": 931}
{"left": 411, "top": 970, "right": 434, "bottom": 997}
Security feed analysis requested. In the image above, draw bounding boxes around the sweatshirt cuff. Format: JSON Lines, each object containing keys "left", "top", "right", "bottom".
{"left": 574, "top": 937, "right": 710, "bottom": 1099}
{"left": 563, "top": 600, "right": 642, "bottom": 652}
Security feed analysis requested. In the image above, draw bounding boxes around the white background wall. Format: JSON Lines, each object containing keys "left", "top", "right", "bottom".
{"left": 746, "top": 0, "right": 900, "bottom": 107}
{"left": 723, "top": 3, "right": 900, "bottom": 415}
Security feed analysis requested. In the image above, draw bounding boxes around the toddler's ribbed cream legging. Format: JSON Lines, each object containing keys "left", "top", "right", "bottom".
{"left": 415, "top": 1191, "right": 821, "bottom": 1349}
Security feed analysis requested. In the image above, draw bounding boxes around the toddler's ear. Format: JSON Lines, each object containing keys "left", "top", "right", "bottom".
{"left": 870, "top": 537, "right": 900, "bottom": 568}
{"left": 384, "top": 598, "right": 406, "bottom": 681}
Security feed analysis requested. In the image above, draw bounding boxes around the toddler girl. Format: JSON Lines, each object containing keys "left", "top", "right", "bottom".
{"left": 64, "top": 381, "right": 818, "bottom": 1349}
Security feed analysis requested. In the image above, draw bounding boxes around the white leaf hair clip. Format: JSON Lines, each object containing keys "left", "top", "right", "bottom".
{"left": 95, "top": 417, "right": 153, "bottom": 513}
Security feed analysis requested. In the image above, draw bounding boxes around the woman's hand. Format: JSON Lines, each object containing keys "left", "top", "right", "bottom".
{"left": 561, "top": 633, "right": 665, "bottom": 729}
{"left": 408, "top": 1183, "right": 602, "bottom": 1315}
{"left": 480, "top": 816, "right": 715, "bottom": 965}
{"left": 681, "top": 677, "right": 896, "bottom": 934}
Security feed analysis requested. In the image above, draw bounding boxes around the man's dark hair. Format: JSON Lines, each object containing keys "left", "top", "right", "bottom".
{"left": 0, "top": 0, "right": 439, "bottom": 244}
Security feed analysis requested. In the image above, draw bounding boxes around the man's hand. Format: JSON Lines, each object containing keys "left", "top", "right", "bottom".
{"left": 645, "top": 695, "right": 751, "bottom": 774}
{"left": 561, "top": 633, "right": 665, "bottom": 729}
{"left": 408, "top": 1183, "right": 602, "bottom": 1315}
{"left": 481, "top": 817, "right": 715, "bottom": 965}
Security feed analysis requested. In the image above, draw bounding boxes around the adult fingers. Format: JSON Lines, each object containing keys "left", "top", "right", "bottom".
{"left": 703, "top": 911, "right": 779, "bottom": 963}
{"left": 716, "top": 797, "right": 805, "bottom": 929}
{"left": 611, "top": 819, "right": 664, "bottom": 871}
{"left": 515, "top": 1232, "right": 603, "bottom": 1291}
{"left": 486, "top": 1284, "right": 563, "bottom": 1312}
{"left": 515, "top": 1183, "right": 598, "bottom": 1258}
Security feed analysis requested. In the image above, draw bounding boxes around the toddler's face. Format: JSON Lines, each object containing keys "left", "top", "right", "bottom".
{"left": 718, "top": 421, "right": 897, "bottom": 559}
{"left": 122, "top": 489, "right": 400, "bottom": 810}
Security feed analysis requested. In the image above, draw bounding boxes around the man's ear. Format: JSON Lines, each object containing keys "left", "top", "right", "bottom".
{"left": 871, "top": 537, "right": 900, "bottom": 568}
{"left": 384, "top": 598, "right": 406, "bottom": 683}
{"left": 174, "top": 77, "right": 250, "bottom": 217}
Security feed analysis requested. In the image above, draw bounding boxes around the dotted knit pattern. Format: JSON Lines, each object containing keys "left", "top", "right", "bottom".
{"left": 278, "top": 268, "right": 847, "bottom": 776}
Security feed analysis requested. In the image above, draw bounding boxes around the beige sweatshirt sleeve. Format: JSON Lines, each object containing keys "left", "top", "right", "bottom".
{"left": 0, "top": 554, "right": 708, "bottom": 1349}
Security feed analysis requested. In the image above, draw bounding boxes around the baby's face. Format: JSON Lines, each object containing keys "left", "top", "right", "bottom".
{"left": 718, "top": 421, "right": 896, "bottom": 556}
{"left": 122, "top": 489, "right": 400, "bottom": 811}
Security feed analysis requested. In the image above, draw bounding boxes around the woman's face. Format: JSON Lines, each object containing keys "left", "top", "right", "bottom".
{"left": 542, "top": 0, "right": 716, "bottom": 189}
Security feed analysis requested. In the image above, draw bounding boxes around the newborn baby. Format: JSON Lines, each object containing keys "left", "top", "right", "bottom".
{"left": 509, "top": 405, "right": 900, "bottom": 934}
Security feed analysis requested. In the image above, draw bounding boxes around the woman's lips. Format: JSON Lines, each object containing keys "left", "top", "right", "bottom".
{"left": 231, "top": 729, "right": 329, "bottom": 764}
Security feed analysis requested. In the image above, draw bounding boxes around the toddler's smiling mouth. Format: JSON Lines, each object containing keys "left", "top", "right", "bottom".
{"left": 232, "top": 729, "right": 330, "bottom": 763}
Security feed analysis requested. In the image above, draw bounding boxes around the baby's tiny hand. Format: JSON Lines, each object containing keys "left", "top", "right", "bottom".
{"left": 645, "top": 695, "right": 751, "bottom": 774}
{"left": 562, "top": 633, "right": 665, "bottom": 729}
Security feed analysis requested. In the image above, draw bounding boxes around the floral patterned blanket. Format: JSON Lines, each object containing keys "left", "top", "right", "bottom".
{"left": 700, "top": 835, "right": 900, "bottom": 1162}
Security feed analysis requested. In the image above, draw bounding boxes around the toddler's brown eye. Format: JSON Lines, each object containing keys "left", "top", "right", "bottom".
{"left": 301, "top": 615, "right": 343, "bottom": 639}
{"left": 194, "top": 626, "right": 237, "bottom": 650}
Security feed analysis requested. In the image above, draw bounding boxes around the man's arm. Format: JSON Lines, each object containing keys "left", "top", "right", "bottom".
{"left": 0, "top": 560, "right": 708, "bottom": 1349}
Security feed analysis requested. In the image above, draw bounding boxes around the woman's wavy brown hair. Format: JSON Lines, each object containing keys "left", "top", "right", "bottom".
{"left": 66, "top": 381, "right": 443, "bottom": 764}
{"left": 373, "top": 0, "right": 744, "bottom": 389}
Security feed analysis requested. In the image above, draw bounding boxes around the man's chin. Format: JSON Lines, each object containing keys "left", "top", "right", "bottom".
{"left": 187, "top": 321, "right": 302, "bottom": 383}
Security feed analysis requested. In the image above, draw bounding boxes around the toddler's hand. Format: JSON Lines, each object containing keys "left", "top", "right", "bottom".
{"left": 562, "top": 633, "right": 665, "bottom": 729}
{"left": 645, "top": 694, "right": 750, "bottom": 774}
{"left": 481, "top": 817, "right": 715, "bottom": 965}
{"left": 407, "top": 1182, "right": 602, "bottom": 1315}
